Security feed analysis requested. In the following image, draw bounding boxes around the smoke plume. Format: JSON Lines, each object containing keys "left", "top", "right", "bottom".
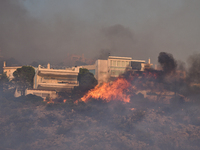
{"left": 187, "top": 53, "right": 200, "bottom": 83}
{"left": 158, "top": 52, "right": 177, "bottom": 74}
{"left": 1, "top": 0, "right": 200, "bottom": 65}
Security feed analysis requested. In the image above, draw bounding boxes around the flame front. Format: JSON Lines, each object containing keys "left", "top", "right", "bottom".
{"left": 81, "top": 78, "right": 134, "bottom": 103}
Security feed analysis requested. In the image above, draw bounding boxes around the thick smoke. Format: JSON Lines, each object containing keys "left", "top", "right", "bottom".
{"left": 103, "top": 24, "right": 134, "bottom": 39}
{"left": 101, "top": 24, "right": 135, "bottom": 56}
{"left": 177, "top": 60, "right": 186, "bottom": 71}
{"left": 96, "top": 49, "right": 111, "bottom": 60}
{"left": 158, "top": 52, "right": 177, "bottom": 74}
{"left": 1, "top": 0, "right": 200, "bottom": 65}
{"left": 0, "top": 0, "right": 41, "bottom": 63}
{"left": 187, "top": 53, "right": 200, "bottom": 83}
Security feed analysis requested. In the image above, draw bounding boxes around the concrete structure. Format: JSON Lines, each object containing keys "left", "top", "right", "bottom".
{"left": 34, "top": 63, "right": 79, "bottom": 91}
{"left": 3, "top": 61, "right": 22, "bottom": 80}
{"left": 95, "top": 56, "right": 145, "bottom": 83}
{"left": 77, "top": 64, "right": 95, "bottom": 75}
{"left": 25, "top": 89, "right": 57, "bottom": 99}
{"left": 26, "top": 63, "right": 79, "bottom": 99}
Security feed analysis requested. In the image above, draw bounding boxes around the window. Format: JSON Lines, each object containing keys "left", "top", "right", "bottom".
{"left": 117, "top": 61, "right": 121, "bottom": 67}
{"left": 131, "top": 62, "right": 142, "bottom": 70}
{"left": 122, "top": 61, "right": 125, "bottom": 67}
{"left": 111, "top": 70, "right": 116, "bottom": 75}
{"left": 111, "top": 70, "right": 122, "bottom": 76}
{"left": 113, "top": 61, "right": 116, "bottom": 66}
{"left": 89, "top": 69, "right": 95, "bottom": 75}
{"left": 110, "top": 60, "right": 112, "bottom": 66}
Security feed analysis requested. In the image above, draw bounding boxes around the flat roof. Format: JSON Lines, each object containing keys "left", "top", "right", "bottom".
{"left": 131, "top": 60, "right": 145, "bottom": 63}
{"left": 108, "top": 56, "right": 132, "bottom": 60}
{"left": 78, "top": 64, "right": 95, "bottom": 70}
{"left": 3, "top": 66, "right": 22, "bottom": 69}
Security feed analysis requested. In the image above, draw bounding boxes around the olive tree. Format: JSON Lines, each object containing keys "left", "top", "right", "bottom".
{"left": 13, "top": 66, "right": 35, "bottom": 95}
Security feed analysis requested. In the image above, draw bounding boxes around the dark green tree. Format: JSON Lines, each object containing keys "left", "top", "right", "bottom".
{"left": 77, "top": 68, "right": 97, "bottom": 92}
{"left": 13, "top": 66, "right": 35, "bottom": 95}
{"left": 0, "top": 72, "right": 9, "bottom": 92}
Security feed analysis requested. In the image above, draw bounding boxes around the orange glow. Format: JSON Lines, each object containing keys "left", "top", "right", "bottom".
{"left": 43, "top": 98, "right": 54, "bottom": 104}
{"left": 81, "top": 78, "right": 135, "bottom": 103}
{"left": 74, "top": 100, "right": 79, "bottom": 104}
{"left": 47, "top": 100, "right": 54, "bottom": 104}
{"left": 63, "top": 99, "right": 67, "bottom": 103}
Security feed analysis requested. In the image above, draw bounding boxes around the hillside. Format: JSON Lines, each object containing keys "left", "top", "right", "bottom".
{"left": 0, "top": 93, "right": 200, "bottom": 150}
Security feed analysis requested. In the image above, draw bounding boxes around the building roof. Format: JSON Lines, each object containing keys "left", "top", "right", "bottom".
{"left": 131, "top": 60, "right": 145, "bottom": 63}
{"left": 78, "top": 64, "right": 95, "bottom": 70}
{"left": 108, "top": 56, "right": 132, "bottom": 60}
{"left": 108, "top": 56, "right": 145, "bottom": 62}
{"left": 37, "top": 64, "right": 79, "bottom": 76}
{"left": 3, "top": 66, "right": 22, "bottom": 69}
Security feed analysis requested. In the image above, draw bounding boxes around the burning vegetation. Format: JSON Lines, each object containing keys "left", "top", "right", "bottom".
{"left": 1, "top": 52, "right": 200, "bottom": 150}
{"left": 79, "top": 52, "right": 179, "bottom": 104}
{"left": 81, "top": 78, "right": 135, "bottom": 103}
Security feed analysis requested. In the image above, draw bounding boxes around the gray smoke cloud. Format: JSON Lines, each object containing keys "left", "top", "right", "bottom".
{"left": 1, "top": 0, "right": 200, "bottom": 65}
{"left": 187, "top": 53, "right": 200, "bottom": 83}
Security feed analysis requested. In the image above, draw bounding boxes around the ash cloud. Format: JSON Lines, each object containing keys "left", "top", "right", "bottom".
{"left": 1, "top": 0, "right": 200, "bottom": 65}
{"left": 103, "top": 24, "right": 134, "bottom": 39}
{"left": 101, "top": 24, "right": 135, "bottom": 56}
{"left": 96, "top": 49, "right": 111, "bottom": 60}
{"left": 177, "top": 60, "right": 186, "bottom": 71}
{"left": 0, "top": 0, "right": 41, "bottom": 63}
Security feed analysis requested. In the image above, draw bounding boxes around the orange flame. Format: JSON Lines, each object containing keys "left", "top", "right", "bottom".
{"left": 43, "top": 98, "right": 54, "bottom": 104}
{"left": 81, "top": 78, "right": 135, "bottom": 103}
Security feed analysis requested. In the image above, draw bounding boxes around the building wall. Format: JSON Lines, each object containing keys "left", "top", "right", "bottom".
{"left": 108, "top": 56, "right": 132, "bottom": 78}
{"left": 3, "top": 66, "right": 21, "bottom": 80}
{"left": 33, "top": 65, "right": 79, "bottom": 92}
{"left": 29, "top": 64, "right": 80, "bottom": 98}
{"left": 26, "top": 89, "right": 57, "bottom": 99}
{"left": 95, "top": 60, "right": 108, "bottom": 83}
{"left": 95, "top": 56, "right": 146, "bottom": 84}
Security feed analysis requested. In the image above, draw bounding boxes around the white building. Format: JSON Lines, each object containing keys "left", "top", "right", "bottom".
{"left": 3, "top": 61, "right": 22, "bottom": 80}
{"left": 95, "top": 56, "right": 145, "bottom": 83}
{"left": 26, "top": 63, "right": 79, "bottom": 99}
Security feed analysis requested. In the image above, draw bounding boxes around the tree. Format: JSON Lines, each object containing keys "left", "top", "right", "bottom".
{"left": 77, "top": 68, "right": 97, "bottom": 92}
{"left": 0, "top": 72, "right": 9, "bottom": 92}
{"left": 13, "top": 66, "right": 35, "bottom": 95}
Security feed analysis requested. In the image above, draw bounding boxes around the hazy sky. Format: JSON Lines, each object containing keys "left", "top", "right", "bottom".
{"left": 1, "top": 0, "right": 200, "bottom": 65}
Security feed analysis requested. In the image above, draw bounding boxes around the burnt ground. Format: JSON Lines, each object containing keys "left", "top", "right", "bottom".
{"left": 0, "top": 94, "right": 200, "bottom": 150}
